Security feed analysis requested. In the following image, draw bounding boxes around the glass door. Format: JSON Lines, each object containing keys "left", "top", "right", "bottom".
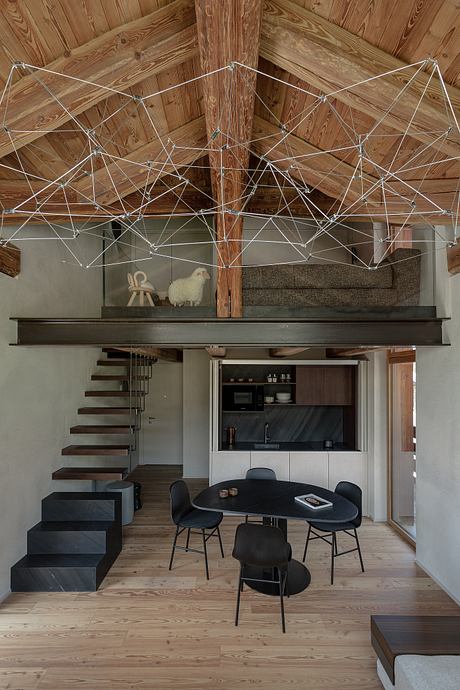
{"left": 388, "top": 351, "right": 416, "bottom": 541}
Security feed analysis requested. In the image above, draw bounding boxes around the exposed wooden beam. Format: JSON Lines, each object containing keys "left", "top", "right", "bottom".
{"left": 206, "top": 346, "right": 227, "bottom": 358}
{"left": 195, "top": 0, "right": 262, "bottom": 318}
{"left": 261, "top": 0, "right": 460, "bottom": 159}
{"left": 326, "top": 347, "right": 387, "bottom": 359}
{"left": 0, "top": 0, "right": 198, "bottom": 159}
{"left": 72, "top": 116, "right": 207, "bottom": 206}
{"left": 0, "top": 242, "right": 20, "bottom": 277}
{"left": 447, "top": 239, "right": 460, "bottom": 275}
{"left": 269, "top": 347, "right": 309, "bottom": 358}
{"left": 252, "top": 115, "right": 378, "bottom": 205}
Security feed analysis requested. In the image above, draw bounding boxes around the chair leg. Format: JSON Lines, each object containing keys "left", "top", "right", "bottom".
{"left": 168, "top": 525, "right": 179, "bottom": 571}
{"left": 302, "top": 523, "right": 312, "bottom": 563}
{"left": 330, "top": 533, "right": 336, "bottom": 585}
{"left": 202, "top": 529, "right": 209, "bottom": 580}
{"left": 235, "top": 566, "right": 243, "bottom": 626}
{"left": 279, "top": 569, "right": 286, "bottom": 634}
{"left": 355, "top": 529, "right": 365, "bottom": 573}
{"left": 216, "top": 525, "right": 225, "bottom": 558}
{"left": 185, "top": 528, "right": 190, "bottom": 552}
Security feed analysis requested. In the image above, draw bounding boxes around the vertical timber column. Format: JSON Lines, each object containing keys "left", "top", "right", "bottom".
{"left": 195, "top": 0, "right": 262, "bottom": 317}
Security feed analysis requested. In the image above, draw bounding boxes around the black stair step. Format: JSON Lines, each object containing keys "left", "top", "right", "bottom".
{"left": 70, "top": 425, "right": 134, "bottom": 434}
{"left": 91, "top": 375, "right": 148, "bottom": 381}
{"left": 84, "top": 391, "right": 145, "bottom": 397}
{"left": 42, "top": 492, "right": 122, "bottom": 522}
{"left": 11, "top": 553, "right": 115, "bottom": 592}
{"left": 61, "top": 445, "right": 130, "bottom": 456}
{"left": 27, "top": 521, "right": 118, "bottom": 555}
{"left": 78, "top": 407, "right": 132, "bottom": 415}
{"left": 96, "top": 360, "right": 129, "bottom": 367}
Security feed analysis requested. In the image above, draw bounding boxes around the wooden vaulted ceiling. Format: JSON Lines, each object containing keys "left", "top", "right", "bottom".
{"left": 0, "top": 0, "right": 458, "bottom": 213}
{"left": 0, "top": 0, "right": 459, "bottom": 315}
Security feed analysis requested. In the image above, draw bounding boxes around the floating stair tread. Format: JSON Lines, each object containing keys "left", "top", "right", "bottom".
{"left": 96, "top": 360, "right": 129, "bottom": 366}
{"left": 70, "top": 425, "right": 134, "bottom": 434}
{"left": 84, "top": 390, "right": 144, "bottom": 397}
{"left": 78, "top": 407, "right": 131, "bottom": 415}
{"left": 52, "top": 467, "right": 127, "bottom": 480}
{"left": 91, "top": 375, "right": 148, "bottom": 381}
{"left": 62, "top": 445, "right": 130, "bottom": 456}
{"left": 29, "top": 521, "right": 115, "bottom": 533}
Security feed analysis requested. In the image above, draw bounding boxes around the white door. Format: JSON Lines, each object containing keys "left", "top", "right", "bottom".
{"left": 289, "top": 452, "right": 328, "bottom": 488}
{"left": 250, "top": 452, "right": 290, "bottom": 480}
{"left": 140, "top": 361, "right": 183, "bottom": 465}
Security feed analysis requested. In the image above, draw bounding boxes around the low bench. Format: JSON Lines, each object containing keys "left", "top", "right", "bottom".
{"left": 371, "top": 615, "right": 460, "bottom": 689}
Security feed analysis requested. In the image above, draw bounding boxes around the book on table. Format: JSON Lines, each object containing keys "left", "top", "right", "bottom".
{"left": 295, "top": 493, "right": 332, "bottom": 510}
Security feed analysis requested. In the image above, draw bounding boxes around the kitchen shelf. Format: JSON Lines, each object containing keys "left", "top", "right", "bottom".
{"left": 222, "top": 381, "right": 296, "bottom": 385}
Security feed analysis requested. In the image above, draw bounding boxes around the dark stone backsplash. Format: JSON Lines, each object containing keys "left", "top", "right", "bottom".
{"left": 222, "top": 406, "right": 343, "bottom": 444}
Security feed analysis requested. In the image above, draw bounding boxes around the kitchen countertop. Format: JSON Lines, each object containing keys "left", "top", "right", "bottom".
{"left": 220, "top": 442, "right": 358, "bottom": 452}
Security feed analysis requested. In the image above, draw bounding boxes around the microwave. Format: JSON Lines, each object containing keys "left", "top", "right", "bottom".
{"left": 223, "top": 385, "right": 264, "bottom": 411}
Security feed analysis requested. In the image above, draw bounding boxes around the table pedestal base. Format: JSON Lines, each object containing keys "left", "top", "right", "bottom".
{"left": 243, "top": 559, "right": 311, "bottom": 596}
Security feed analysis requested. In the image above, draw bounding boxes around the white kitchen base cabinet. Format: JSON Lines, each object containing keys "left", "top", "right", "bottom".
{"left": 210, "top": 452, "right": 250, "bottom": 485}
{"left": 209, "top": 450, "right": 368, "bottom": 516}
{"left": 250, "top": 452, "right": 290, "bottom": 480}
{"left": 289, "top": 452, "right": 328, "bottom": 487}
{"left": 328, "top": 452, "right": 368, "bottom": 516}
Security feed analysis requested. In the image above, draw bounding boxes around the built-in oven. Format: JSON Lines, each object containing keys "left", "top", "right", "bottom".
{"left": 222, "top": 384, "right": 264, "bottom": 411}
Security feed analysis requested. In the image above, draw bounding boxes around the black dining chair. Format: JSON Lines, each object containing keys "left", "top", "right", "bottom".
{"left": 232, "top": 522, "right": 291, "bottom": 633}
{"left": 302, "top": 481, "right": 365, "bottom": 585}
{"left": 245, "top": 467, "right": 277, "bottom": 524}
{"left": 168, "top": 480, "right": 224, "bottom": 580}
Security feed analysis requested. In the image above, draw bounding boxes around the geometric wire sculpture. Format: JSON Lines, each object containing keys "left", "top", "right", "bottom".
{"left": 0, "top": 58, "right": 458, "bottom": 271}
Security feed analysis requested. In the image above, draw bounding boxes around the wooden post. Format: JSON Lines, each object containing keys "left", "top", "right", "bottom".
{"left": 195, "top": 0, "right": 262, "bottom": 318}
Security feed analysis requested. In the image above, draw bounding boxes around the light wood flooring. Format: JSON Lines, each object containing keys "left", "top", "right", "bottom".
{"left": 0, "top": 464, "right": 458, "bottom": 690}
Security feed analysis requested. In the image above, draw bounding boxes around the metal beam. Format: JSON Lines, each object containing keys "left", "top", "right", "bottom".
{"left": 13, "top": 317, "right": 445, "bottom": 348}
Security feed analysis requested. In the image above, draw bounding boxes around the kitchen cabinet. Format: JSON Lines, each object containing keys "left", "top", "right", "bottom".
{"left": 250, "top": 451, "right": 290, "bottom": 480}
{"left": 295, "top": 365, "right": 354, "bottom": 405}
{"left": 328, "top": 452, "right": 368, "bottom": 515}
{"left": 289, "top": 452, "right": 328, "bottom": 487}
{"left": 210, "top": 452, "right": 250, "bottom": 485}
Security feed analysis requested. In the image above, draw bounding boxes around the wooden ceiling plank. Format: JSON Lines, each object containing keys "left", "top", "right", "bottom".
{"left": 260, "top": 0, "right": 460, "bottom": 159}
{"left": 72, "top": 115, "right": 207, "bottom": 206}
{"left": 195, "top": 0, "right": 263, "bottom": 319}
{"left": 0, "top": 0, "right": 198, "bottom": 159}
{"left": 252, "top": 114, "right": 378, "bottom": 204}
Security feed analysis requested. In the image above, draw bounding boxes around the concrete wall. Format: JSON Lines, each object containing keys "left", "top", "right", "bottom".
{"left": 182, "top": 350, "right": 210, "bottom": 478}
{"left": 416, "top": 248, "right": 460, "bottom": 602}
{"left": 0, "top": 234, "right": 101, "bottom": 599}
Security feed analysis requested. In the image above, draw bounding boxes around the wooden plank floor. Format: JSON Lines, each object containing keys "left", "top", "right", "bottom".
{"left": 1, "top": 465, "right": 458, "bottom": 690}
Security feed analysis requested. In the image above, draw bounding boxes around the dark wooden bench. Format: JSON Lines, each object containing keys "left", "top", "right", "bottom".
{"left": 371, "top": 615, "right": 460, "bottom": 684}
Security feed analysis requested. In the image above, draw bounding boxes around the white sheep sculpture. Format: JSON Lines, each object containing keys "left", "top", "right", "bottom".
{"left": 168, "top": 267, "right": 210, "bottom": 306}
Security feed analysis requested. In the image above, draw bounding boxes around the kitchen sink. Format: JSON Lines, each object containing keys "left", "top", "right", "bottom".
{"left": 253, "top": 443, "right": 281, "bottom": 450}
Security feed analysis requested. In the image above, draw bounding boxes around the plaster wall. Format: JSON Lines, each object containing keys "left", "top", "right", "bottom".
{"left": 0, "top": 231, "right": 102, "bottom": 598}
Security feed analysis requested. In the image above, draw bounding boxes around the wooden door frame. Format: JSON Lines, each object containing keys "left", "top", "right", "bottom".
{"left": 387, "top": 349, "right": 416, "bottom": 547}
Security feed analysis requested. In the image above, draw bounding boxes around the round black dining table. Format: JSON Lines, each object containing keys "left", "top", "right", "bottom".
{"left": 193, "top": 478, "right": 358, "bottom": 596}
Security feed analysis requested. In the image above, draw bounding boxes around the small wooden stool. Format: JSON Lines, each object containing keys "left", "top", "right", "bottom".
{"left": 127, "top": 270, "right": 155, "bottom": 307}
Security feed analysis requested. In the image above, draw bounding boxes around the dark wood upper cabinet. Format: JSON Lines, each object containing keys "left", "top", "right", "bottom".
{"left": 295, "top": 365, "right": 354, "bottom": 405}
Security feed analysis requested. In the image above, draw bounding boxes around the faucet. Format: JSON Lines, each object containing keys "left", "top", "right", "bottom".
{"left": 264, "top": 422, "right": 270, "bottom": 444}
